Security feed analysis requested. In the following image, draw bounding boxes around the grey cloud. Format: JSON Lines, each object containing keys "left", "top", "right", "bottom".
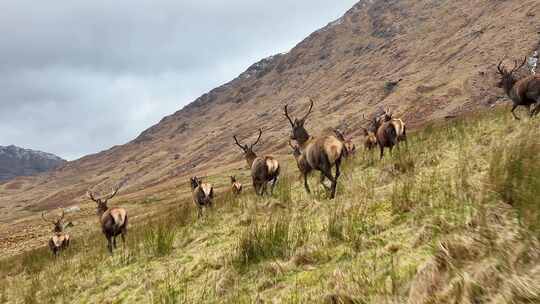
{"left": 0, "top": 0, "right": 357, "bottom": 160}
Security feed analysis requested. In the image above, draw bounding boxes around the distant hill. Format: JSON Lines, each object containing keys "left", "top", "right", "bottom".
{"left": 0, "top": 145, "right": 66, "bottom": 181}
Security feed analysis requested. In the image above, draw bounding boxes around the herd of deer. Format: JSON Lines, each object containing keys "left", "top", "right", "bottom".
{"left": 41, "top": 58, "right": 540, "bottom": 256}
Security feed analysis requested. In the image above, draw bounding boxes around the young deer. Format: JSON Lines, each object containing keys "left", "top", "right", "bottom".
{"left": 190, "top": 176, "right": 214, "bottom": 217}
{"left": 284, "top": 99, "right": 345, "bottom": 199}
{"left": 233, "top": 129, "right": 280, "bottom": 196}
{"left": 230, "top": 176, "right": 242, "bottom": 195}
{"left": 497, "top": 58, "right": 540, "bottom": 119}
{"left": 87, "top": 181, "right": 128, "bottom": 254}
{"left": 42, "top": 209, "right": 73, "bottom": 257}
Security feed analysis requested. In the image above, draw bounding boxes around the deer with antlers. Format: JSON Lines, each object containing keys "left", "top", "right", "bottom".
{"left": 42, "top": 209, "right": 73, "bottom": 257}
{"left": 284, "top": 99, "right": 345, "bottom": 199}
{"left": 230, "top": 176, "right": 243, "bottom": 195}
{"left": 190, "top": 176, "right": 214, "bottom": 217}
{"left": 233, "top": 129, "right": 280, "bottom": 196}
{"left": 363, "top": 108, "right": 407, "bottom": 159}
{"left": 497, "top": 58, "right": 540, "bottom": 120}
{"left": 87, "top": 181, "right": 127, "bottom": 254}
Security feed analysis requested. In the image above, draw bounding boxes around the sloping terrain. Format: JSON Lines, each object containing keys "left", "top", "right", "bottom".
{"left": 0, "top": 0, "right": 539, "bottom": 255}
{"left": 1, "top": 109, "right": 539, "bottom": 303}
{"left": 0, "top": 145, "right": 65, "bottom": 181}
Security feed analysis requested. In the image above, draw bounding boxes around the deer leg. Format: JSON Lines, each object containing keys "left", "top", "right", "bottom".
{"left": 270, "top": 177, "right": 277, "bottom": 195}
{"left": 106, "top": 235, "right": 113, "bottom": 254}
{"left": 303, "top": 172, "right": 311, "bottom": 194}
{"left": 331, "top": 160, "right": 342, "bottom": 199}
{"left": 197, "top": 206, "right": 203, "bottom": 218}
{"left": 511, "top": 104, "right": 521, "bottom": 120}
{"left": 379, "top": 145, "right": 384, "bottom": 160}
{"left": 319, "top": 173, "right": 330, "bottom": 190}
{"left": 532, "top": 102, "right": 540, "bottom": 116}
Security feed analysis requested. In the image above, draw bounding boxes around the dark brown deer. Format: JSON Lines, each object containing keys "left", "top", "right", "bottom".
{"left": 497, "top": 58, "right": 540, "bottom": 119}
{"left": 233, "top": 129, "right": 280, "bottom": 196}
{"left": 42, "top": 209, "right": 73, "bottom": 257}
{"left": 87, "top": 181, "right": 127, "bottom": 254}
{"left": 284, "top": 99, "right": 345, "bottom": 199}
{"left": 360, "top": 114, "right": 378, "bottom": 151}
{"left": 380, "top": 108, "right": 407, "bottom": 143}
{"left": 230, "top": 176, "right": 242, "bottom": 195}
{"left": 190, "top": 176, "right": 214, "bottom": 217}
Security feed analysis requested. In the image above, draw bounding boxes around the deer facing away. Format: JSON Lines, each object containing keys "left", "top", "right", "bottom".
{"left": 42, "top": 209, "right": 73, "bottom": 257}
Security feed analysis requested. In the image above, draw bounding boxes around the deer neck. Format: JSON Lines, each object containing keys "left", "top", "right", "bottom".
{"left": 246, "top": 154, "right": 258, "bottom": 168}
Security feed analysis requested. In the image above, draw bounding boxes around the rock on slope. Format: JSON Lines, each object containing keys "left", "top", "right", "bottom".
{"left": 0, "top": 0, "right": 539, "bottom": 216}
{"left": 0, "top": 145, "right": 66, "bottom": 181}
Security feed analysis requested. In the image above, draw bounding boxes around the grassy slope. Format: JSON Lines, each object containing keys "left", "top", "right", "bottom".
{"left": 1, "top": 108, "right": 539, "bottom": 304}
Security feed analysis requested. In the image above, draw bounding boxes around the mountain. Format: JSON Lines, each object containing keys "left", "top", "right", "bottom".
{"left": 0, "top": 145, "right": 66, "bottom": 181}
{"left": 0, "top": 0, "right": 539, "bottom": 217}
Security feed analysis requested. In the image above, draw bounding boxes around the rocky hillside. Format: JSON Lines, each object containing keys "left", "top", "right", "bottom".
{"left": 0, "top": 0, "right": 539, "bottom": 218}
{"left": 0, "top": 145, "right": 65, "bottom": 181}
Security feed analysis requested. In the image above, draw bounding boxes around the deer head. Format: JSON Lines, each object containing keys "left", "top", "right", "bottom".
{"left": 284, "top": 98, "right": 313, "bottom": 144}
{"left": 230, "top": 176, "right": 237, "bottom": 184}
{"left": 87, "top": 180, "right": 126, "bottom": 216}
{"left": 497, "top": 58, "right": 527, "bottom": 92}
{"left": 288, "top": 140, "right": 302, "bottom": 159}
{"left": 233, "top": 129, "right": 263, "bottom": 167}
{"left": 42, "top": 209, "right": 71, "bottom": 233}
{"left": 190, "top": 176, "right": 202, "bottom": 190}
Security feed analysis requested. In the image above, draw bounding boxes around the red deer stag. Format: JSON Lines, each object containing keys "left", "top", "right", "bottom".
{"left": 497, "top": 58, "right": 540, "bottom": 119}
{"left": 230, "top": 176, "right": 242, "bottom": 195}
{"left": 380, "top": 108, "right": 407, "bottom": 143}
{"left": 233, "top": 129, "right": 280, "bottom": 196}
{"left": 42, "top": 209, "right": 73, "bottom": 257}
{"left": 87, "top": 181, "right": 127, "bottom": 254}
{"left": 370, "top": 108, "right": 407, "bottom": 159}
{"left": 284, "top": 99, "right": 345, "bottom": 199}
{"left": 190, "top": 176, "right": 214, "bottom": 217}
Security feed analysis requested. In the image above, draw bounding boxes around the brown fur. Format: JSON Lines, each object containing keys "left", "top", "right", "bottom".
{"left": 190, "top": 176, "right": 214, "bottom": 217}
{"left": 284, "top": 99, "right": 344, "bottom": 199}
{"left": 230, "top": 176, "right": 242, "bottom": 195}
{"left": 371, "top": 108, "right": 407, "bottom": 159}
{"left": 42, "top": 209, "right": 72, "bottom": 257}
{"left": 362, "top": 128, "right": 378, "bottom": 150}
{"left": 497, "top": 58, "right": 540, "bottom": 119}
{"left": 87, "top": 181, "right": 128, "bottom": 254}
{"left": 233, "top": 130, "right": 280, "bottom": 196}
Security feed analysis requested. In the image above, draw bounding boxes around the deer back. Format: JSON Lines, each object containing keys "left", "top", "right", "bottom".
{"left": 376, "top": 121, "right": 397, "bottom": 147}
{"left": 303, "top": 135, "right": 344, "bottom": 168}
{"left": 514, "top": 75, "right": 540, "bottom": 103}
{"left": 193, "top": 183, "right": 213, "bottom": 205}
{"left": 50, "top": 233, "right": 70, "bottom": 248}
{"left": 101, "top": 207, "right": 127, "bottom": 229}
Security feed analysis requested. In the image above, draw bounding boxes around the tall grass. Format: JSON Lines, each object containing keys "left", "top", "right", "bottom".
{"left": 232, "top": 215, "right": 310, "bottom": 269}
{"left": 488, "top": 132, "right": 540, "bottom": 235}
{"left": 143, "top": 223, "right": 177, "bottom": 257}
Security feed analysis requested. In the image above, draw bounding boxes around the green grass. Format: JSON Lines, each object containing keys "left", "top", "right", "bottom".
{"left": 1, "top": 109, "right": 540, "bottom": 303}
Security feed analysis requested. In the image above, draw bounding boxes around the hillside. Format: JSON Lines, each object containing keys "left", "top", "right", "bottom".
{"left": 0, "top": 145, "right": 65, "bottom": 181}
{"left": 1, "top": 109, "right": 539, "bottom": 303}
{"left": 0, "top": 0, "right": 539, "bottom": 253}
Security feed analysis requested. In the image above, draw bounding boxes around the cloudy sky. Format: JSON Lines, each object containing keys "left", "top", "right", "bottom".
{"left": 0, "top": 0, "right": 357, "bottom": 160}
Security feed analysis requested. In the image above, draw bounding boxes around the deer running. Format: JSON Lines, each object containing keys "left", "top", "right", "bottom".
{"left": 87, "top": 181, "right": 128, "bottom": 254}
{"left": 190, "top": 176, "right": 214, "bottom": 217}
{"left": 284, "top": 99, "right": 345, "bottom": 199}
{"left": 42, "top": 209, "right": 73, "bottom": 257}
{"left": 497, "top": 58, "right": 540, "bottom": 119}
{"left": 230, "top": 176, "right": 242, "bottom": 195}
{"left": 369, "top": 108, "right": 407, "bottom": 159}
{"left": 233, "top": 129, "right": 280, "bottom": 196}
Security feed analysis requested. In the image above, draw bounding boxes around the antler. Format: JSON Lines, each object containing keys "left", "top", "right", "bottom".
{"left": 284, "top": 104, "right": 294, "bottom": 127}
{"left": 288, "top": 140, "right": 296, "bottom": 150}
{"left": 497, "top": 60, "right": 505, "bottom": 75}
{"left": 102, "top": 180, "right": 126, "bottom": 201}
{"left": 58, "top": 209, "right": 65, "bottom": 222}
{"left": 301, "top": 98, "right": 314, "bottom": 121}
{"left": 233, "top": 135, "right": 247, "bottom": 152}
{"left": 86, "top": 190, "right": 98, "bottom": 202}
{"left": 250, "top": 129, "right": 263, "bottom": 149}
{"left": 41, "top": 211, "right": 56, "bottom": 224}
{"left": 511, "top": 57, "right": 527, "bottom": 73}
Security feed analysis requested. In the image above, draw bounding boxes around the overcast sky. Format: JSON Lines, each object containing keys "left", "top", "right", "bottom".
{"left": 0, "top": 0, "right": 357, "bottom": 160}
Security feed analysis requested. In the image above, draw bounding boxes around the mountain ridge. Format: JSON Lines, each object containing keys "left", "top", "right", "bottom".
{"left": 0, "top": 145, "right": 66, "bottom": 182}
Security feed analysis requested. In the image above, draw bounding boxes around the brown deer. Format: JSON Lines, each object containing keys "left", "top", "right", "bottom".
{"left": 190, "top": 176, "right": 214, "bottom": 217}
{"left": 230, "top": 176, "right": 243, "bottom": 195}
{"left": 289, "top": 140, "right": 317, "bottom": 189}
{"left": 361, "top": 114, "right": 378, "bottom": 151}
{"left": 380, "top": 108, "right": 407, "bottom": 143}
{"left": 497, "top": 58, "right": 540, "bottom": 119}
{"left": 333, "top": 129, "right": 357, "bottom": 158}
{"left": 284, "top": 99, "right": 345, "bottom": 199}
{"left": 87, "top": 181, "right": 128, "bottom": 254}
{"left": 42, "top": 209, "right": 73, "bottom": 257}
{"left": 233, "top": 129, "right": 280, "bottom": 196}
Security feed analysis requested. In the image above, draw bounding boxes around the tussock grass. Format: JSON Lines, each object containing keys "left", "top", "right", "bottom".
{"left": 1, "top": 109, "right": 540, "bottom": 303}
